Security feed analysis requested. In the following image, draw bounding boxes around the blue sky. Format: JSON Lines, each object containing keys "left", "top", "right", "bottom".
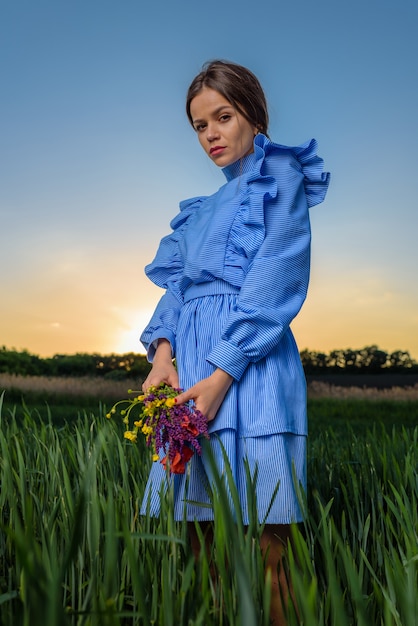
{"left": 1, "top": 0, "right": 418, "bottom": 359}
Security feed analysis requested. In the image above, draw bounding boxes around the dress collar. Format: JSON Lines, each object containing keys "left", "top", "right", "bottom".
{"left": 222, "top": 150, "right": 257, "bottom": 182}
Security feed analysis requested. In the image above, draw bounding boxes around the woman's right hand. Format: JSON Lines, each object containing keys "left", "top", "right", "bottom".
{"left": 141, "top": 339, "right": 179, "bottom": 392}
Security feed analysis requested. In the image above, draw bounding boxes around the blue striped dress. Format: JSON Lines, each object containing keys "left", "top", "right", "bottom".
{"left": 140, "top": 133, "right": 330, "bottom": 524}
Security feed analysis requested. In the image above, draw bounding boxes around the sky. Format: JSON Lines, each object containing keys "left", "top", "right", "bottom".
{"left": 1, "top": 0, "right": 418, "bottom": 360}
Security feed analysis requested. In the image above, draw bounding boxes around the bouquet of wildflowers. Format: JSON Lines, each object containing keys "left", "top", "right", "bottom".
{"left": 106, "top": 383, "right": 209, "bottom": 474}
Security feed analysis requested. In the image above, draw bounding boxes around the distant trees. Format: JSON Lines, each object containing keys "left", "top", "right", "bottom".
{"left": 0, "top": 347, "right": 151, "bottom": 379}
{"left": 0, "top": 345, "right": 417, "bottom": 378}
{"left": 0, "top": 348, "right": 48, "bottom": 376}
{"left": 299, "top": 344, "right": 417, "bottom": 374}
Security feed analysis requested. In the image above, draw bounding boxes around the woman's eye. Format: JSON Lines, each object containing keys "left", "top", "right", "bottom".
{"left": 195, "top": 123, "right": 206, "bottom": 132}
{"left": 220, "top": 114, "right": 231, "bottom": 122}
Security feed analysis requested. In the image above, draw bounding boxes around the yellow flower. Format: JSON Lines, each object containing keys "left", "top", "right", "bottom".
{"left": 134, "top": 420, "right": 143, "bottom": 428}
{"left": 152, "top": 453, "right": 159, "bottom": 462}
{"left": 165, "top": 398, "right": 176, "bottom": 408}
{"left": 124, "top": 431, "right": 137, "bottom": 443}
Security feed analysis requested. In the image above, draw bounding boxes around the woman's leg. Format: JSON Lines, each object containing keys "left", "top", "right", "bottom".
{"left": 189, "top": 521, "right": 295, "bottom": 624}
{"left": 260, "top": 524, "right": 295, "bottom": 626}
{"left": 187, "top": 521, "right": 215, "bottom": 575}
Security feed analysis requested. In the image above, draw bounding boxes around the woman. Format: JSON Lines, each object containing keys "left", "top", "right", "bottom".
{"left": 140, "top": 60, "right": 330, "bottom": 624}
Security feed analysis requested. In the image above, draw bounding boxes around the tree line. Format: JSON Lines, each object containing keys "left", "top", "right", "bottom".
{"left": 0, "top": 348, "right": 150, "bottom": 379}
{"left": 300, "top": 345, "right": 417, "bottom": 374}
{"left": 0, "top": 344, "right": 417, "bottom": 379}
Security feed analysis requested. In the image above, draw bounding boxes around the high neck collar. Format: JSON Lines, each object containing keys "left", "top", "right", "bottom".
{"left": 222, "top": 150, "right": 257, "bottom": 182}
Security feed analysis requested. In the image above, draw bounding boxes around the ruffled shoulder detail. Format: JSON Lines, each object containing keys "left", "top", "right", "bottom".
{"left": 224, "top": 135, "right": 329, "bottom": 276}
{"left": 286, "top": 138, "right": 330, "bottom": 208}
{"left": 223, "top": 138, "right": 279, "bottom": 271}
{"left": 251, "top": 134, "right": 330, "bottom": 208}
{"left": 145, "top": 196, "right": 207, "bottom": 289}
{"left": 171, "top": 195, "right": 208, "bottom": 229}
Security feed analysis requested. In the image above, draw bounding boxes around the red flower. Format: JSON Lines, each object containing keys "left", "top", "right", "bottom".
{"left": 162, "top": 446, "right": 194, "bottom": 474}
{"left": 181, "top": 418, "right": 199, "bottom": 437}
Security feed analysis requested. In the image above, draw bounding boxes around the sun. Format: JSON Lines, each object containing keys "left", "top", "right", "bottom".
{"left": 113, "top": 310, "right": 155, "bottom": 355}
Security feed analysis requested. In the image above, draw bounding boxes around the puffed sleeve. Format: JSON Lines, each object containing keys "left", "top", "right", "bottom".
{"left": 140, "top": 196, "right": 205, "bottom": 360}
{"left": 207, "top": 136, "right": 330, "bottom": 379}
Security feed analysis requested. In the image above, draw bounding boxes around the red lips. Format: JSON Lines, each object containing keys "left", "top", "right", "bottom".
{"left": 210, "top": 146, "right": 225, "bottom": 156}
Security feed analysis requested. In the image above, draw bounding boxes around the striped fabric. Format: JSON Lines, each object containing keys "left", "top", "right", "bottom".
{"left": 141, "top": 430, "right": 307, "bottom": 524}
{"left": 140, "top": 134, "right": 330, "bottom": 523}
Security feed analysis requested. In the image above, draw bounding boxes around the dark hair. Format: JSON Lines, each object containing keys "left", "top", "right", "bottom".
{"left": 186, "top": 60, "right": 269, "bottom": 136}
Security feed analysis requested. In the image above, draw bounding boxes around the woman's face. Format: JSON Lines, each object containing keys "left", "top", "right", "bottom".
{"left": 189, "top": 87, "right": 257, "bottom": 168}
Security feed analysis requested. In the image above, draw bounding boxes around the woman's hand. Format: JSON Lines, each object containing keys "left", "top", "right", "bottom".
{"left": 174, "top": 368, "right": 234, "bottom": 422}
{"left": 142, "top": 339, "right": 179, "bottom": 392}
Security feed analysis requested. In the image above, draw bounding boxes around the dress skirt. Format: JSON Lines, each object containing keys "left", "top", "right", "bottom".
{"left": 140, "top": 292, "right": 308, "bottom": 524}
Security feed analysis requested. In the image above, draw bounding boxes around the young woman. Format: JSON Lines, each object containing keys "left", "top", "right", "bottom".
{"left": 140, "top": 60, "right": 330, "bottom": 624}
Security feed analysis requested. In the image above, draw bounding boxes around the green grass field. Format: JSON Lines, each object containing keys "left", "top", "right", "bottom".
{"left": 0, "top": 382, "right": 417, "bottom": 625}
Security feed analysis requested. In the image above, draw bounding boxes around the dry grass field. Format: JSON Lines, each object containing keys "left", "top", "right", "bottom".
{"left": 1, "top": 372, "right": 418, "bottom": 401}
{"left": 308, "top": 379, "right": 418, "bottom": 400}
{"left": 0, "top": 372, "right": 138, "bottom": 400}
